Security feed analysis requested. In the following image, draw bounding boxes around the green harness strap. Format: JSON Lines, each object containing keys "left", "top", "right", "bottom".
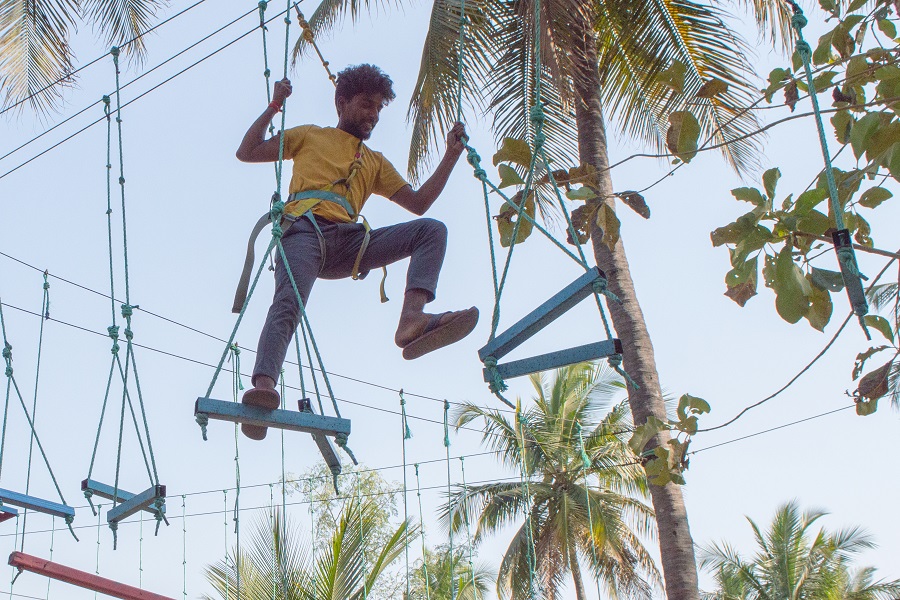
{"left": 232, "top": 189, "right": 388, "bottom": 312}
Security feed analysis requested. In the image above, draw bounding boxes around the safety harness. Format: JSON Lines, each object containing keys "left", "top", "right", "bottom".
{"left": 232, "top": 140, "right": 388, "bottom": 313}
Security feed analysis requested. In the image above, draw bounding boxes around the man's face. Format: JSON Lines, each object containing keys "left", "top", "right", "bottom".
{"left": 337, "top": 92, "right": 386, "bottom": 140}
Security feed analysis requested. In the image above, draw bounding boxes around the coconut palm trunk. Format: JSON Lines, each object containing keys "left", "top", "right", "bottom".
{"left": 573, "top": 20, "right": 701, "bottom": 600}
{"left": 568, "top": 542, "right": 588, "bottom": 600}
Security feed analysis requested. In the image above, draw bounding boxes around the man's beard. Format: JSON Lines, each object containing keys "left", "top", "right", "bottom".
{"left": 345, "top": 120, "right": 372, "bottom": 140}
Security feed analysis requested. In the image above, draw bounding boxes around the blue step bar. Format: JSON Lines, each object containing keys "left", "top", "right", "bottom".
{"left": 0, "top": 488, "right": 75, "bottom": 520}
{"left": 479, "top": 267, "right": 623, "bottom": 381}
{"left": 195, "top": 397, "right": 350, "bottom": 477}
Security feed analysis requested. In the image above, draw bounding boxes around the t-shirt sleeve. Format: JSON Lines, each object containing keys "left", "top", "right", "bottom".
{"left": 281, "top": 125, "right": 311, "bottom": 160}
{"left": 374, "top": 153, "right": 409, "bottom": 199}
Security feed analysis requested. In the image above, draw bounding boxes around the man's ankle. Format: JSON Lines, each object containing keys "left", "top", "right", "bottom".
{"left": 252, "top": 375, "right": 276, "bottom": 389}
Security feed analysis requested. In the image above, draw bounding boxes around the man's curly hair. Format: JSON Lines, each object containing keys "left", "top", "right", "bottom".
{"left": 335, "top": 64, "right": 396, "bottom": 106}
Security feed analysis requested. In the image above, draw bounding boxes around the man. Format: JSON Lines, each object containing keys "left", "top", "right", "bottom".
{"left": 235, "top": 64, "right": 477, "bottom": 440}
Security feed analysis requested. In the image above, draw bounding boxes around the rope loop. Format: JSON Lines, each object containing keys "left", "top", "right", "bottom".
{"left": 65, "top": 515, "right": 79, "bottom": 541}
{"left": 608, "top": 354, "right": 638, "bottom": 389}
{"left": 84, "top": 489, "right": 98, "bottom": 516}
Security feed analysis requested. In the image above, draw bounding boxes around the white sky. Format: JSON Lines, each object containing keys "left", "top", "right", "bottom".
{"left": 0, "top": 0, "right": 898, "bottom": 598}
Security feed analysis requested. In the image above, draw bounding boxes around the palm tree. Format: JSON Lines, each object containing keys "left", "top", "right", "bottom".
{"left": 444, "top": 362, "right": 659, "bottom": 600}
{"left": 407, "top": 544, "right": 496, "bottom": 599}
{"left": 292, "top": 0, "right": 795, "bottom": 592}
{"left": 0, "top": 0, "right": 164, "bottom": 113}
{"left": 204, "top": 500, "right": 417, "bottom": 600}
{"left": 699, "top": 500, "right": 900, "bottom": 600}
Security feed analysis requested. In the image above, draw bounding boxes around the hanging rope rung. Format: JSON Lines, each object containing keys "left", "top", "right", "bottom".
{"left": 194, "top": 397, "right": 351, "bottom": 439}
{"left": 101, "top": 483, "right": 166, "bottom": 526}
{"left": 81, "top": 480, "right": 166, "bottom": 521}
{"left": 0, "top": 488, "right": 75, "bottom": 520}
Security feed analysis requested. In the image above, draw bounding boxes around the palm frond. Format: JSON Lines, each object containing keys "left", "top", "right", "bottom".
{"left": 0, "top": 0, "right": 77, "bottom": 113}
{"left": 290, "top": 0, "right": 400, "bottom": 66}
{"left": 82, "top": 0, "right": 162, "bottom": 58}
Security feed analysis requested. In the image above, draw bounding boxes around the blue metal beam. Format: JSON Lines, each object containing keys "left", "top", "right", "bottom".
{"left": 478, "top": 267, "right": 607, "bottom": 361}
{"left": 195, "top": 398, "right": 352, "bottom": 437}
{"left": 0, "top": 505, "right": 18, "bottom": 523}
{"left": 482, "top": 340, "right": 622, "bottom": 382}
{"left": 0, "top": 489, "right": 75, "bottom": 520}
{"left": 106, "top": 485, "right": 166, "bottom": 524}
{"left": 81, "top": 480, "right": 166, "bottom": 517}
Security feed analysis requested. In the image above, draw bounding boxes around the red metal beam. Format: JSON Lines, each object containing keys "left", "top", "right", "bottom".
{"left": 8, "top": 552, "right": 175, "bottom": 600}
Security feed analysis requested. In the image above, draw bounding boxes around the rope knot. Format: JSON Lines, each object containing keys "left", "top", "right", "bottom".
{"left": 530, "top": 104, "right": 545, "bottom": 126}
{"left": 121, "top": 304, "right": 134, "bottom": 318}
{"left": 102, "top": 95, "right": 111, "bottom": 106}
{"left": 483, "top": 356, "right": 508, "bottom": 393}
{"left": 2, "top": 343, "right": 11, "bottom": 360}
{"left": 335, "top": 433, "right": 358, "bottom": 465}
{"left": 796, "top": 40, "right": 812, "bottom": 61}
{"left": 263, "top": 68, "right": 271, "bottom": 77}
{"left": 4, "top": 366, "right": 11, "bottom": 377}
{"left": 592, "top": 278, "right": 607, "bottom": 294}
{"left": 107, "top": 325, "right": 119, "bottom": 339}
{"left": 195, "top": 412, "right": 209, "bottom": 441}
{"left": 124, "top": 328, "right": 133, "bottom": 340}
{"left": 118, "top": 176, "right": 125, "bottom": 185}
{"left": 791, "top": 13, "right": 808, "bottom": 31}
{"left": 258, "top": 0, "right": 267, "bottom": 9}
{"left": 110, "top": 46, "right": 120, "bottom": 57}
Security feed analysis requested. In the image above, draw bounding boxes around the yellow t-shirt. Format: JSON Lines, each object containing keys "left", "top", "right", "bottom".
{"left": 281, "top": 125, "right": 408, "bottom": 223}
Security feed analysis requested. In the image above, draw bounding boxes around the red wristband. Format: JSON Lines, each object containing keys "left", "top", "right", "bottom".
{"left": 268, "top": 101, "right": 282, "bottom": 112}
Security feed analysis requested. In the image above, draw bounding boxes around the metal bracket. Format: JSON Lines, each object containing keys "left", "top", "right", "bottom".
{"left": 0, "top": 505, "right": 18, "bottom": 523}
{"left": 0, "top": 489, "right": 75, "bottom": 520}
{"left": 105, "top": 485, "right": 166, "bottom": 525}
{"left": 298, "top": 399, "right": 342, "bottom": 478}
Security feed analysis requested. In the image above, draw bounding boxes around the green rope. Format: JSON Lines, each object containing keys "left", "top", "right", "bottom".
{"left": 414, "top": 463, "right": 432, "bottom": 600}
{"left": 788, "top": 1, "right": 869, "bottom": 333}
{"left": 575, "top": 422, "right": 603, "bottom": 600}
{"left": 0, "top": 304, "right": 76, "bottom": 541}
{"left": 181, "top": 496, "right": 187, "bottom": 600}
{"left": 459, "top": 457, "right": 477, "bottom": 597}
{"left": 443, "top": 399, "right": 456, "bottom": 600}
{"left": 516, "top": 407, "right": 538, "bottom": 599}
{"left": 399, "top": 390, "right": 411, "bottom": 599}
{"left": 257, "top": 1, "right": 276, "bottom": 138}
{"left": 21, "top": 274, "right": 50, "bottom": 549}
{"left": 223, "top": 491, "right": 230, "bottom": 600}
{"left": 230, "top": 346, "right": 242, "bottom": 598}
{"left": 298, "top": 324, "right": 325, "bottom": 415}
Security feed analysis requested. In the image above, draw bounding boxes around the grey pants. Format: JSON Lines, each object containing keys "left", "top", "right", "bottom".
{"left": 252, "top": 215, "right": 447, "bottom": 384}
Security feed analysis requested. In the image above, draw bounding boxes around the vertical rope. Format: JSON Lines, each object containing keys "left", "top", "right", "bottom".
{"left": 139, "top": 514, "right": 144, "bottom": 588}
{"left": 22, "top": 272, "right": 50, "bottom": 549}
{"left": 95, "top": 503, "right": 103, "bottom": 597}
{"left": 459, "top": 457, "right": 477, "bottom": 596}
{"left": 516, "top": 403, "right": 537, "bottom": 599}
{"left": 181, "top": 495, "right": 187, "bottom": 600}
{"left": 45, "top": 516, "right": 55, "bottom": 599}
{"left": 414, "top": 464, "right": 432, "bottom": 600}
{"left": 230, "top": 347, "right": 242, "bottom": 598}
{"left": 575, "top": 421, "right": 603, "bottom": 599}
{"left": 443, "top": 400, "right": 456, "bottom": 600}
{"left": 223, "top": 490, "right": 230, "bottom": 600}
{"left": 400, "top": 390, "right": 412, "bottom": 599}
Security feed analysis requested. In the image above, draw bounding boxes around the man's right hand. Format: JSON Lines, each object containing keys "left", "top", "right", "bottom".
{"left": 272, "top": 78, "right": 293, "bottom": 107}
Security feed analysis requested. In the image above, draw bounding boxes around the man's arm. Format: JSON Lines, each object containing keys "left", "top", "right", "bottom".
{"left": 391, "top": 122, "right": 467, "bottom": 216}
{"left": 236, "top": 78, "right": 293, "bottom": 163}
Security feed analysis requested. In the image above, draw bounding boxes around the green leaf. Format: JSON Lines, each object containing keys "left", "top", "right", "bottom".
{"left": 710, "top": 216, "right": 754, "bottom": 247}
{"left": 566, "top": 186, "right": 598, "bottom": 201}
{"left": 658, "top": 60, "right": 687, "bottom": 94}
{"left": 797, "top": 209, "right": 831, "bottom": 236}
{"left": 492, "top": 137, "right": 532, "bottom": 167}
{"left": 696, "top": 78, "right": 729, "bottom": 99}
{"left": 763, "top": 168, "right": 781, "bottom": 200}
{"left": 818, "top": 0, "right": 836, "bottom": 14}
{"left": 813, "top": 71, "right": 838, "bottom": 91}
{"left": 794, "top": 189, "right": 828, "bottom": 215}
{"left": 773, "top": 246, "right": 811, "bottom": 324}
{"left": 595, "top": 203, "right": 621, "bottom": 251}
{"left": 732, "top": 186, "right": 766, "bottom": 206}
{"left": 724, "top": 255, "right": 758, "bottom": 307}
{"left": 859, "top": 186, "right": 893, "bottom": 208}
{"left": 831, "top": 110, "right": 853, "bottom": 144}
{"left": 856, "top": 397, "right": 879, "bottom": 416}
{"left": 567, "top": 205, "right": 594, "bottom": 246}
{"left": 814, "top": 31, "right": 835, "bottom": 66}
{"left": 864, "top": 314, "right": 894, "bottom": 342}
{"left": 888, "top": 142, "right": 900, "bottom": 182}
{"left": 666, "top": 111, "right": 700, "bottom": 163}
{"left": 497, "top": 164, "right": 525, "bottom": 189}
{"left": 832, "top": 28, "right": 855, "bottom": 60}
{"left": 733, "top": 225, "right": 774, "bottom": 265}
{"left": 810, "top": 267, "right": 845, "bottom": 292}
{"left": 495, "top": 191, "right": 535, "bottom": 247}
{"left": 628, "top": 415, "right": 668, "bottom": 454}
{"left": 853, "top": 345, "right": 890, "bottom": 380}
{"left": 878, "top": 19, "right": 897, "bottom": 39}
{"left": 617, "top": 191, "right": 651, "bottom": 219}
{"left": 805, "top": 274, "right": 833, "bottom": 331}
{"left": 675, "top": 394, "right": 711, "bottom": 427}
{"left": 768, "top": 68, "right": 790, "bottom": 86}
{"left": 850, "top": 113, "right": 882, "bottom": 160}
{"left": 847, "top": 0, "right": 867, "bottom": 12}
{"left": 856, "top": 360, "right": 893, "bottom": 412}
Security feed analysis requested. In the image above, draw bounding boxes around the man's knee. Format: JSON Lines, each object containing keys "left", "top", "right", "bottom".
{"left": 416, "top": 217, "right": 447, "bottom": 244}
